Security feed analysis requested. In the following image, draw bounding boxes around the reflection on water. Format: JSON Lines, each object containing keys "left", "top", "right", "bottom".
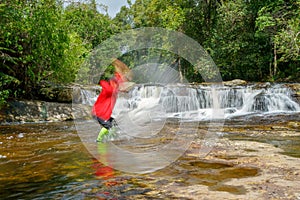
{"left": 0, "top": 122, "right": 94, "bottom": 199}
{"left": 0, "top": 120, "right": 298, "bottom": 199}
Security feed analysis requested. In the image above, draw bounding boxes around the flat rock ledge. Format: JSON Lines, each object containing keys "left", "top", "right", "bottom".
{"left": 157, "top": 137, "right": 300, "bottom": 200}
{"left": 0, "top": 100, "right": 91, "bottom": 124}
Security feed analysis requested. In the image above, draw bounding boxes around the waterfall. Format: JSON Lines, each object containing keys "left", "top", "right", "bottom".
{"left": 74, "top": 83, "right": 300, "bottom": 121}
{"left": 222, "top": 85, "right": 300, "bottom": 117}
{"left": 72, "top": 86, "right": 100, "bottom": 106}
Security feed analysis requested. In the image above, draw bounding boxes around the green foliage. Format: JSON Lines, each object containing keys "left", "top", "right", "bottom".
{"left": 206, "top": 0, "right": 256, "bottom": 80}
{"left": 255, "top": 0, "right": 300, "bottom": 80}
{"left": 119, "top": 0, "right": 186, "bottom": 30}
{"left": 64, "top": 2, "right": 114, "bottom": 49}
{"left": 1, "top": 0, "right": 69, "bottom": 97}
{"left": 56, "top": 32, "right": 88, "bottom": 83}
{"left": 183, "top": 0, "right": 219, "bottom": 45}
{"left": 274, "top": 16, "right": 300, "bottom": 81}
{"left": 1, "top": 0, "right": 300, "bottom": 107}
{"left": 160, "top": 5, "right": 185, "bottom": 30}
{"left": 0, "top": 0, "right": 115, "bottom": 105}
{"left": 275, "top": 17, "right": 300, "bottom": 63}
{"left": 0, "top": 72, "right": 20, "bottom": 108}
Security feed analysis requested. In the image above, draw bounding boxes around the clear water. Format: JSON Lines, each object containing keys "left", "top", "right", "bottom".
{"left": 1, "top": 118, "right": 299, "bottom": 199}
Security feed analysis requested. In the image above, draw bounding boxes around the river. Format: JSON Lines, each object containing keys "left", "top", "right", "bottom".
{"left": 1, "top": 83, "right": 300, "bottom": 199}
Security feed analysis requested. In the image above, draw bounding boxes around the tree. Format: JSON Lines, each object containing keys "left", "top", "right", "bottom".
{"left": 0, "top": 0, "right": 88, "bottom": 102}
{"left": 207, "top": 0, "right": 258, "bottom": 80}
{"left": 274, "top": 7, "right": 300, "bottom": 81}
{"left": 256, "top": 0, "right": 300, "bottom": 80}
{"left": 183, "top": 0, "right": 220, "bottom": 45}
{"left": 64, "top": 1, "right": 114, "bottom": 49}
{"left": 114, "top": 0, "right": 198, "bottom": 82}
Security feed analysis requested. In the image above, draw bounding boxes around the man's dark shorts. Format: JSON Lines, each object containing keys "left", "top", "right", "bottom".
{"left": 93, "top": 116, "right": 114, "bottom": 130}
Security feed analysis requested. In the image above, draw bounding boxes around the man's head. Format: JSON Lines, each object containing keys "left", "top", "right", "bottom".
{"left": 112, "top": 59, "right": 133, "bottom": 81}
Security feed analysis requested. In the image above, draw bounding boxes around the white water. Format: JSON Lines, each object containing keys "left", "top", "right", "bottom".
{"left": 73, "top": 83, "right": 299, "bottom": 174}
{"left": 74, "top": 84, "right": 300, "bottom": 121}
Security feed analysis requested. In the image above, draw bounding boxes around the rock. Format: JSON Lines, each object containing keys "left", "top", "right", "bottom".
{"left": 252, "top": 82, "right": 272, "bottom": 90}
{"left": 223, "top": 79, "right": 248, "bottom": 86}
{"left": 38, "top": 83, "right": 101, "bottom": 104}
{"left": 251, "top": 91, "right": 268, "bottom": 112}
{"left": 285, "top": 83, "right": 300, "bottom": 92}
{"left": 0, "top": 100, "right": 92, "bottom": 124}
{"left": 200, "top": 79, "right": 248, "bottom": 87}
{"left": 285, "top": 83, "right": 300, "bottom": 104}
{"left": 287, "top": 121, "right": 300, "bottom": 129}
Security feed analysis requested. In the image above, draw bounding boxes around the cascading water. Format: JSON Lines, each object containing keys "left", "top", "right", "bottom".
{"left": 221, "top": 85, "right": 300, "bottom": 117}
{"left": 74, "top": 83, "right": 300, "bottom": 121}
{"left": 73, "top": 86, "right": 100, "bottom": 105}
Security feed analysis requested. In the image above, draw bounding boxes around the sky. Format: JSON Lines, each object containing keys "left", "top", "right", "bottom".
{"left": 97, "top": 0, "right": 134, "bottom": 18}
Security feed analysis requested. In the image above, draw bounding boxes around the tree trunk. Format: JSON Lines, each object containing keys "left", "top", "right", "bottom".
{"left": 273, "top": 42, "right": 277, "bottom": 77}
{"left": 269, "top": 60, "right": 273, "bottom": 78}
{"left": 178, "top": 57, "right": 183, "bottom": 83}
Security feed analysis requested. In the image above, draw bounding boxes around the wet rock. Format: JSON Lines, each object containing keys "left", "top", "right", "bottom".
{"left": 285, "top": 83, "right": 300, "bottom": 92}
{"left": 287, "top": 121, "right": 300, "bottom": 129}
{"left": 251, "top": 91, "right": 268, "bottom": 112}
{"left": 223, "top": 79, "right": 248, "bottom": 86}
{"left": 285, "top": 83, "right": 300, "bottom": 104}
{"left": 0, "top": 100, "right": 91, "bottom": 124}
{"left": 252, "top": 82, "right": 272, "bottom": 90}
{"left": 37, "top": 81, "right": 96, "bottom": 103}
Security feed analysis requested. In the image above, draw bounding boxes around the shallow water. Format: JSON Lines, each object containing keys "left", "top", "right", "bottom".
{"left": 223, "top": 127, "right": 300, "bottom": 158}
{"left": 0, "top": 118, "right": 299, "bottom": 199}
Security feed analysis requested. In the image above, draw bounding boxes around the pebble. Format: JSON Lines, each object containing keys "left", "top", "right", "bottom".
{"left": 18, "top": 133, "right": 24, "bottom": 138}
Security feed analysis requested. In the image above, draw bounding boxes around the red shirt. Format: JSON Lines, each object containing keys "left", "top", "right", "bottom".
{"left": 92, "top": 73, "right": 124, "bottom": 121}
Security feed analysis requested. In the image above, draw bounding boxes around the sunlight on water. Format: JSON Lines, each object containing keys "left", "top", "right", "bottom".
{"left": 0, "top": 119, "right": 299, "bottom": 199}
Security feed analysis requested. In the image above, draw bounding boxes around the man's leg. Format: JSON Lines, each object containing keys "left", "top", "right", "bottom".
{"left": 95, "top": 117, "right": 113, "bottom": 142}
{"left": 97, "top": 127, "right": 109, "bottom": 142}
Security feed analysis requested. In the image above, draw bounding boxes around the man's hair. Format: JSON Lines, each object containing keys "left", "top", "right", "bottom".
{"left": 112, "top": 59, "right": 133, "bottom": 81}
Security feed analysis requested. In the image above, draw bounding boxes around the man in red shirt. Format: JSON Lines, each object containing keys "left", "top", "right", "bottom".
{"left": 92, "top": 59, "right": 132, "bottom": 142}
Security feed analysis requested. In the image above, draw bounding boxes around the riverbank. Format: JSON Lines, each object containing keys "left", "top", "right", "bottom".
{"left": 0, "top": 81, "right": 97, "bottom": 124}
{"left": 0, "top": 100, "right": 91, "bottom": 124}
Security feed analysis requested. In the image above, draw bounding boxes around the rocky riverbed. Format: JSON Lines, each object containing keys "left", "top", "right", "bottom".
{"left": 0, "top": 117, "right": 299, "bottom": 199}
{"left": 162, "top": 121, "right": 300, "bottom": 200}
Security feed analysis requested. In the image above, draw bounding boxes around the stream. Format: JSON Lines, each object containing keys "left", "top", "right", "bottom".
{"left": 1, "top": 115, "right": 299, "bottom": 199}
{"left": 1, "top": 83, "right": 300, "bottom": 199}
